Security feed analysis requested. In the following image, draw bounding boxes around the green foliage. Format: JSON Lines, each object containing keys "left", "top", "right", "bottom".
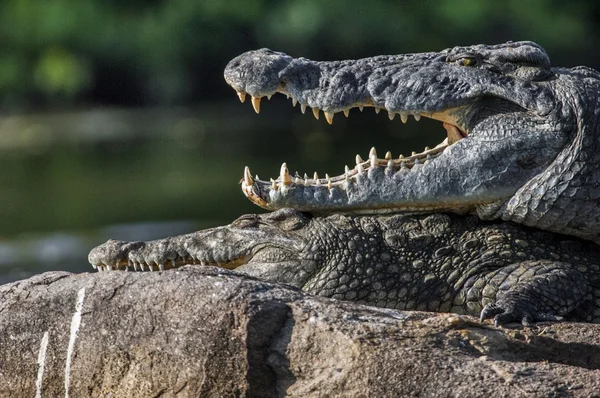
{"left": 0, "top": 0, "right": 598, "bottom": 107}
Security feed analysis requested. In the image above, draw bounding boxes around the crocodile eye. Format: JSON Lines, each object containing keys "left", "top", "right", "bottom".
{"left": 232, "top": 215, "right": 259, "bottom": 229}
{"left": 457, "top": 57, "right": 477, "bottom": 66}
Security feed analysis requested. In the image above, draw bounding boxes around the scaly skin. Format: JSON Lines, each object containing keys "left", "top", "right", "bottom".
{"left": 224, "top": 42, "right": 600, "bottom": 244}
{"left": 89, "top": 209, "right": 600, "bottom": 326}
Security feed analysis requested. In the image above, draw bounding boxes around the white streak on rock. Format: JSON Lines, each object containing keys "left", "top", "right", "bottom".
{"left": 65, "top": 287, "right": 85, "bottom": 398}
{"left": 35, "top": 331, "right": 50, "bottom": 398}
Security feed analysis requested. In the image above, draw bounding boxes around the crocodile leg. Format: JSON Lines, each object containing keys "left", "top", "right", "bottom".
{"left": 479, "top": 261, "right": 592, "bottom": 327}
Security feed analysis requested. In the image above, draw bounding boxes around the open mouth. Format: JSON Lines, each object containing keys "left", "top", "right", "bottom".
{"left": 234, "top": 89, "right": 469, "bottom": 196}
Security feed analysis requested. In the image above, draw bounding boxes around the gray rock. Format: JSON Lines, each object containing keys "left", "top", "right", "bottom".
{"left": 1, "top": 266, "right": 599, "bottom": 397}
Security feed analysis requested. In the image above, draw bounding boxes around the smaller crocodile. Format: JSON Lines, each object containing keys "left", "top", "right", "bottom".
{"left": 89, "top": 209, "right": 600, "bottom": 326}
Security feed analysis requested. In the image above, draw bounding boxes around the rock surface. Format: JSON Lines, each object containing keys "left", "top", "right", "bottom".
{"left": 0, "top": 266, "right": 599, "bottom": 397}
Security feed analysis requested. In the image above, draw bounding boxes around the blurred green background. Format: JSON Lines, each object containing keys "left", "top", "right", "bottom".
{"left": 1, "top": 0, "right": 599, "bottom": 282}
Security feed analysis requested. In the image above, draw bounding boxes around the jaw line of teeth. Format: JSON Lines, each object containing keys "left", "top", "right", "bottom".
{"left": 233, "top": 88, "right": 466, "bottom": 129}
{"left": 243, "top": 140, "right": 452, "bottom": 190}
{"left": 93, "top": 255, "right": 248, "bottom": 272}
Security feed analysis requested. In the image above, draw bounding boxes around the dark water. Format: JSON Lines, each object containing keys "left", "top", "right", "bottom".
{"left": 1, "top": 100, "right": 440, "bottom": 283}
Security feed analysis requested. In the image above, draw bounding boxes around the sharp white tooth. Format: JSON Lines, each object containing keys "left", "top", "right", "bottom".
{"left": 271, "top": 178, "right": 278, "bottom": 190}
{"left": 286, "top": 94, "right": 290, "bottom": 99}
{"left": 324, "top": 111, "right": 334, "bottom": 125}
{"left": 251, "top": 97, "right": 261, "bottom": 114}
{"left": 301, "top": 104, "right": 307, "bottom": 114}
{"left": 292, "top": 98, "right": 298, "bottom": 107}
{"left": 359, "top": 106, "right": 364, "bottom": 112}
{"left": 326, "top": 174, "right": 332, "bottom": 189}
{"left": 357, "top": 162, "right": 364, "bottom": 173}
{"left": 369, "top": 147, "right": 377, "bottom": 158}
{"left": 148, "top": 263, "right": 154, "bottom": 272}
{"left": 304, "top": 173, "right": 309, "bottom": 180}
{"left": 370, "top": 154, "right": 377, "bottom": 168}
{"left": 424, "top": 146, "right": 430, "bottom": 151}
{"left": 345, "top": 165, "right": 350, "bottom": 174}
{"left": 313, "top": 172, "right": 319, "bottom": 180}
{"left": 400, "top": 113, "right": 408, "bottom": 124}
{"left": 414, "top": 114, "right": 421, "bottom": 121}
{"left": 159, "top": 263, "right": 165, "bottom": 271}
{"left": 267, "top": 94, "right": 272, "bottom": 100}
{"left": 356, "top": 154, "right": 364, "bottom": 164}
{"left": 385, "top": 151, "right": 392, "bottom": 160}
{"left": 343, "top": 109, "right": 350, "bottom": 117}
{"left": 399, "top": 154, "right": 405, "bottom": 160}
{"left": 295, "top": 177, "right": 301, "bottom": 184}
{"left": 244, "top": 166, "right": 254, "bottom": 186}
{"left": 412, "top": 151, "right": 417, "bottom": 156}
{"left": 139, "top": 262, "right": 146, "bottom": 271}
{"left": 255, "top": 175, "right": 259, "bottom": 180}
{"left": 237, "top": 91, "right": 247, "bottom": 103}
{"left": 106, "top": 265, "right": 113, "bottom": 271}
{"left": 280, "top": 162, "right": 291, "bottom": 185}
{"left": 312, "top": 108, "right": 320, "bottom": 120}
{"left": 375, "top": 108, "right": 381, "bottom": 114}
{"left": 388, "top": 112, "right": 395, "bottom": 121}
{"left": 387, "top": 159, "right": 393, "bottom": 168}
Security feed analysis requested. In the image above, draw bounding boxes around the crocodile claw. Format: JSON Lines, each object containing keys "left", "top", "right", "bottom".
{"left": 480, "top": 303, "right": 565, "bottom": 327}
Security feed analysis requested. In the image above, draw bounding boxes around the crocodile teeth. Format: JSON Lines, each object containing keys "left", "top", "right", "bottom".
{"left": 343, "top": 109, "right": 350, "bottom": 117}
{"left": 375, "top": 108, "right": 381, "bottom": 114}
{"left": 388, "top": 112, "right": 395, "bottom": 121}
{"left": 324, "top": 111, "right": 334, "bottom": 125}
{"left": 369, "top": 147, "right": 377, "bottom": 158}
{"left": 414, "top": 114, "right": 421, "bottom": 121}
{"left": 251, "top": 97, "right": 261, "bottom": 114}
{"left": 300, "top": 104, "right": 307, "bottom": 114}
{"left": 237, "top": 91, "right": 246, "bottom": 103}
{"left": 280, "top": 163, "right": 291, "bottom": 185}
{"left": 400, "top": 114, "right": 408, "bottom": 124}
{"left": 244, "top": 166, "right": 254, "bottom": 186}
{"left": 356, "top": 154, "right": 364, "bottom": 164}
{"left": 292, "top": 98, "right": 297, "bottom": 107}
{"left": 271, "top": 178, "right": 278, "bottom": 190}
{"left": 312, "top": 108, "right": 320, "bottom": 120}
{"left": 385, "top": 151, "right": 392, "bottom": 160}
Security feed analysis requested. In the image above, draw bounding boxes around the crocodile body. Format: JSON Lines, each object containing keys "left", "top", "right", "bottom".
{"left": 89, "top": 209, "right": 600, "bottom": 325}
{"left": 224, "top": 41, "right": 600, "bottom": 244}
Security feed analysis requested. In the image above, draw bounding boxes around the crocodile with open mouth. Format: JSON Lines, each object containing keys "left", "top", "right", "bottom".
{"left": 224, "top": 41, "right": 600, "bottom": 244}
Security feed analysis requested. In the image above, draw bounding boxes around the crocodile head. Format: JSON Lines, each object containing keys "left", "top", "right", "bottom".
{"left": 88, "top": 209, "right": 321, "bottom": 287}
{"left": 224, "top": 42, "right": 600, "bottom": 241}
